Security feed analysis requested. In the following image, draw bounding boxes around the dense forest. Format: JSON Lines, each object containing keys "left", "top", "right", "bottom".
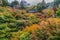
{"left": 0, "top": 0, "right": 60, "bottom": 40}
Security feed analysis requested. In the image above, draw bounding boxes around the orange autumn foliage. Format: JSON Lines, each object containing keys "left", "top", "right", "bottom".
{"left": 10, "top": 17, "right": 60, "bottom": 40}
{"left": 23, "top": 24, "right": 39, "bottom": 32}
{"left": 23, "top": 18, "right": 60, "bottom": 32}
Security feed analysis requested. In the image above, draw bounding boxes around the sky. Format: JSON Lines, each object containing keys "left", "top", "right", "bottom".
{"left": 8, "top": 0, "right": 54, "bottom": 5}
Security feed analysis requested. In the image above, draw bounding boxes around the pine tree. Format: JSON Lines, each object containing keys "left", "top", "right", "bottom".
{"left": 54, "top": 0, "right": 60, "bottom": 7}
{"left": 2, "top": 0, "right": 8, "bottom": 6}
{"left": 20, "top": 0, "right": 26, "bottom": 9}
{"left": 41, "top": 0, "right": 46, "bottom": 9}
{"left": 11, "top": 0, "right": 19, "bottom": 7}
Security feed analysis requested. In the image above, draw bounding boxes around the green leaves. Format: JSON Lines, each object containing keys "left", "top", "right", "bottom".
{"left": 2, "top": 0, "right": 8, "bottom": 6}
{"left": 20, "top": 32, "right": 31, "bottom": 40}
{"left": 54, "top": 0, "right": 60, "bottom": 7}
{"left": 0, "top": 6, "right": 39, "bottom": 40}
{"left": 56, "top": 7, "right": 60, "bottom": 18}
{"left": 0, "top": 38, "right": 8, "bottom": 40}
{"left": 48, "top": 36, "right": 60, "bottom": 40}
{"left": 0, "top": 24, "right": 10, "bottom": 38}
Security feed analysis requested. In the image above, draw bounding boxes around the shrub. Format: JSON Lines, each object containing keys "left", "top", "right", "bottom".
{"left": 0, "top": 38, "right": 8, "bottom": 40}
{"left": 56, "top": 7, "right": 60, "bottom": 18}
{"left": 48, "top": 36, "right": 60, "bottom": 40}
{"left": 42, "top": 9, "right": 54, "bottom": 18}
{"left": 24, "top": 18, "right": 60, "bottom": 40}
{"left": 0, "top": 6, "right": 39, "bottom": 40}
{"left": 20, "top": 32, "right": 31, "bottom": 40}
{"left": 0, "top": 24, "right": 10, "bottom": 38}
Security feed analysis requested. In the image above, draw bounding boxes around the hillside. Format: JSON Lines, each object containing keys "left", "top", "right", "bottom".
{"left": 0, "top": 6, "right": 39, "bottom": 40}
{"left": 0, "top": 6, "right": 60, "bottom": 40}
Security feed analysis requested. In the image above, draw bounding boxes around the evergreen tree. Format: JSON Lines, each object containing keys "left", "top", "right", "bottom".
{"left": 37, "top": 0, "right": 46, "bottom": 12}
{"left": 2, "top": 0, "right": 8, "bottom": 6}
{"left": 54, "top": 0, "right": 60, "bottom": 7}
{"left": 11, "top": 0, "right": 19, "bottom": 7}
{"left": 41, "top": 0, "right": 46, "bottom": 9}
{"left": 37, "top": 3, "right": 42, "bottom": 12}
{"left": 20, "top": 0, "right": 26, "bottom": 9}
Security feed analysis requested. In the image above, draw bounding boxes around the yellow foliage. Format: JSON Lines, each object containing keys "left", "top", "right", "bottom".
{"left": 10, "top": 30, "right": 22, "bottom": 40}
{"left": 47, "top": 18, "right": 60, "bottom": 27}
{"left": 42, "top": 8, "right": 54, "bottom": 17}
